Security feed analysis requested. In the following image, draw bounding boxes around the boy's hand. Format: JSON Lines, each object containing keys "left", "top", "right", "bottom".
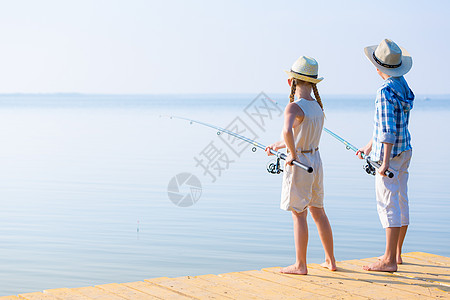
{"left": 356, "top": 142, "right": 372, "bottom": 159}
{"left": 378, "top": 162, "right": 389, "bottom": 177}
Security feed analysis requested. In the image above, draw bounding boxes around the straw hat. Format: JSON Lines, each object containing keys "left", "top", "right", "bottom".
{"left": 364, "top": 39, "right": 412, "bottom": 77}
{"left": 285, "top": 56, "right": 323, "bottom": 84}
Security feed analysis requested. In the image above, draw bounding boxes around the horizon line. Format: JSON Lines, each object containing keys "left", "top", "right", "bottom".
{"left": 0, "top": 92, "right": 447, "bottom": 97}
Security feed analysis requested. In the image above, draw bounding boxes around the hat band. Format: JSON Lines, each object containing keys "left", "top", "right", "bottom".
{"left": 372, "top": 53, "right": 402, "bottom": 69}
{"left": 290, "top": 69, "right": 318, "bottom": 79}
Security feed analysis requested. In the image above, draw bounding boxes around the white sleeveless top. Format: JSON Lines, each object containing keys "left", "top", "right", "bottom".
{"left": 280, "top": 98, "right": 325, "bottom": 213}
{"left": 292, "top": 98, "right": 324, "bottom": 152}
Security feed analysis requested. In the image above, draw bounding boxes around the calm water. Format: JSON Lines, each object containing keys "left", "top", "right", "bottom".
{"left": 0, "top": 94, "right": 449, "bottom": 295}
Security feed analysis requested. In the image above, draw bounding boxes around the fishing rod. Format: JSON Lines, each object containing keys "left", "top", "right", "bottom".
{"left": 166, "top": 115, "right": 313, "bottom": 174}
{"left": 323, "top": 127, "right": 394, "bottom": 178}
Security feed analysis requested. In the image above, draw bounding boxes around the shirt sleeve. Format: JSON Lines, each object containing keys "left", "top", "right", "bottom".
{"left": 376, "top": 87, "right": 396, "bottom": 144}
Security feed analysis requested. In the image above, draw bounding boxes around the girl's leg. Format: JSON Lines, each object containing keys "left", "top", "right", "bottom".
{"left": 309, "top": 206, "right": 336, "bottom": 271}
{"left": 281, "top": 210, "right": 308, "bottom": 275}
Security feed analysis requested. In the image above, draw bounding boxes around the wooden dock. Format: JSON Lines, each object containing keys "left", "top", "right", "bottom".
{"left": 2, "top": 252, "right": 449, "bottom": 299}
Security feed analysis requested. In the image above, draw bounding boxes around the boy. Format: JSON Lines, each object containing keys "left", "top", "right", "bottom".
{"left": 357, "top": 39, "right": 414, "bottom": 272}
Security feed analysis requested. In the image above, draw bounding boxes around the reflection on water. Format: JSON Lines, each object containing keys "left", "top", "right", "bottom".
{"left": 0, "top": 94, "right": 449, "bottom": 295}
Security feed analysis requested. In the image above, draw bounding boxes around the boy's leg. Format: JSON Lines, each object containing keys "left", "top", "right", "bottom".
{"left": 367, "top": 154, "right": 404, "bottom": 271}
{"left": 309, "top": 206, "right": 336, "bottom": 271}
{"left": 364, "top": 227, "right": 400, "bottom": 271}
{"left": 397, "top": 150, "right": 412, "bottom": 263}
{"left": 281, "top": 210, "right": 308, "bottom": 275}
{"left": 397, "top": 225, "right": 408, "bottom": 264}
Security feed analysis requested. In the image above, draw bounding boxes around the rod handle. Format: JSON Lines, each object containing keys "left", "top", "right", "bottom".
{"left": 368, "top": 158, "right": 395, "bottom": 178}
{"left": 272, "top": 151, "right": 313, "bottom": 173}
{"left": 385, "top": 170, "right": 394, "bottom": 178}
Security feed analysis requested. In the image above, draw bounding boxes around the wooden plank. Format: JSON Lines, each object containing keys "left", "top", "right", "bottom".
{"left": 219, "top": 271, "right": 319, "bottom": 299}
{"left": 195, "top": 274, "right": 272, "bottom": 300}
{"left": 43, "top": 288, "right": 94, "bottom": 300}
{"left": 399, "top": 256, "right": 450, "bottom": 274}
{"left": 96, "top": 283, "right": 159, "bottom": 299}
{"left": 264, "top": 265, "right": 414, "bottom": 300}
{"left": 147, "top": 276, "right": 225, "bottom": 299}
{"left": 123, "top": 281, "right": 194, "bottom": 299}
{"left": 359, "top": 257, "right": 450, "bottom": 287}
{"left": 263, "top": 266, "right": 379, "bottom": 298}
{"left": 155, "top": 275, "right": 257, "bottom": 299}
{"left": 341, "top": 259, "right": 450, "bottom": 296}
{"left": 71, "top": 286, "right": 127, "bottom": 300}
{"left": 17, "top": 292, "right": 61, "bottom": 300}
{"left": 242, "top": 269, "right": 368, "bottom": 299}
{"left": 362, "top": 256, "right": 450, "bottom": 276}
{"left": 331, "top": 260, "right": 449, "bottom": 298}
{"left": 404, "top": 252, "right": 450, "bottom": 266}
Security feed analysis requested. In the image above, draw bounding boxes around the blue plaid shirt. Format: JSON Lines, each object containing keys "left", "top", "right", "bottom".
{"left": 370, "top": 76, "right": 414, "bottom": 162}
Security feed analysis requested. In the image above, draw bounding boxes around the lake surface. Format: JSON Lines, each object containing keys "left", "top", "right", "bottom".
{"left": 0, "top": 93, "right": 449, "bottom": 295}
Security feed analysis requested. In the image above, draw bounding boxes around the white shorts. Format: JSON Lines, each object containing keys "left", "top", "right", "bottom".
{"left": 375, "top": 149, "right": 412, "bottom": 228}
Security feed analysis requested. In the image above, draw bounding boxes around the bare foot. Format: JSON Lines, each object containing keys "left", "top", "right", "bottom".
{"left": 280, "top": 264, "right": 307, "bottom": 275}
{"left": 363, "top": 259, "right": 397, "bottom": 272}
{"left": 378, "top": 254, "right": 402, "bottom": 264}
{"left": 320, "top": 260, "right": 337, "bottom": 271}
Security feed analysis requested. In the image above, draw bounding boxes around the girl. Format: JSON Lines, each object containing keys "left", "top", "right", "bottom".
{"left": 266, "top": 56, "right": 336, "bottom": 274}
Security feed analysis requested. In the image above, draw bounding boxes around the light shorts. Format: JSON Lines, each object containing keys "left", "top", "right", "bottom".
{"left": 280, "top": 151, "right": 324, "bottom": 213}
{"left": 375, "top": 149, "right": 412, "bottom": 228}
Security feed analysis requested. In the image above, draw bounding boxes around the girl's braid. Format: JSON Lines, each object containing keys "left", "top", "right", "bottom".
{"left": 289, "top": 78, "right": 297, "bottom": 103}
{"left": 312, "top": 83, "right": 324, "bottom": 111}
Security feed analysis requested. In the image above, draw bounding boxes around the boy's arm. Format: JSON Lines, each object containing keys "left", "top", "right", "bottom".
{"left": 379, "top": 142, "right": 393, "bottom": 176}
{"left": 377, "top": 87, "right": 396, "bottom": 176}
{"left": 357, "top": 139, "right": 373, "bottom": 159}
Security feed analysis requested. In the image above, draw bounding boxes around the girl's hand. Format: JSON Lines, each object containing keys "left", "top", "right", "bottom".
{"left": 265, "top": 143, "right": 280, "bottom": 156}
{"left": 285, "top": 153, "right": 298, "bottom": 166}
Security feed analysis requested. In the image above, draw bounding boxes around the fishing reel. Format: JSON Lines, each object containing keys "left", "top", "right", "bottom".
{"left": 267, "top": 157, "right": 283, "bottom": 174}
{"left": 363, "top": 160, "right": 376, "bottom": 176}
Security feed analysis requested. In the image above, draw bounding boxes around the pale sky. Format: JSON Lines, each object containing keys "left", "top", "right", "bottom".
{"left": 0, "top": 0, "right": 449, "bottom": 95}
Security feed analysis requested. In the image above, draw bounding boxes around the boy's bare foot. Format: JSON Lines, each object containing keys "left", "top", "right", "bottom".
{"left": 280, "top": 264, "right": 307, "bottom": 275}
{"left": 378, "top": 254, "right": 402, "bottom": 264}
{"left": 363, "top": 259, "right": 397, "bottom": 272}
{"left": 320, "top": 260, "right": 337, "bottom": 271}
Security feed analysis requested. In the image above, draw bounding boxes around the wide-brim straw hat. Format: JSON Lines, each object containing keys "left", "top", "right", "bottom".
{"left": 364, "top": 39, "right": 412, "bottom": 77}
{"left": 284, "top": 56, "right": 323, "bottom": 84}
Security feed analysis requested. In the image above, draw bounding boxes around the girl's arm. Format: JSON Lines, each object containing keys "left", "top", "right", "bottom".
{"left": 282, "top": 103, "right": 304, "bottom": 164}
{"left": 265, "top": 103, "right": 304, "bottom": 157}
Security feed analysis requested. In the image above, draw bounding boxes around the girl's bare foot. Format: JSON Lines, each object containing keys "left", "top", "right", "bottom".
{"left": 363, "top": 259, "right": 397, "bottom": 272}
{"left": 280, "top": 264, "right": 307, "bottom": 275}
{"left": 320, "top": 260, "right": 337, "bottom": 271}
{"left": 378, "top": 254, "right": 402, "bottom": 264}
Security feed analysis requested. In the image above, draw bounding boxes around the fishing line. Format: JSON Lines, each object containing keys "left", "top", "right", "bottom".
{"left": 165, "top": 115, "right": 313, "bottom": 174}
